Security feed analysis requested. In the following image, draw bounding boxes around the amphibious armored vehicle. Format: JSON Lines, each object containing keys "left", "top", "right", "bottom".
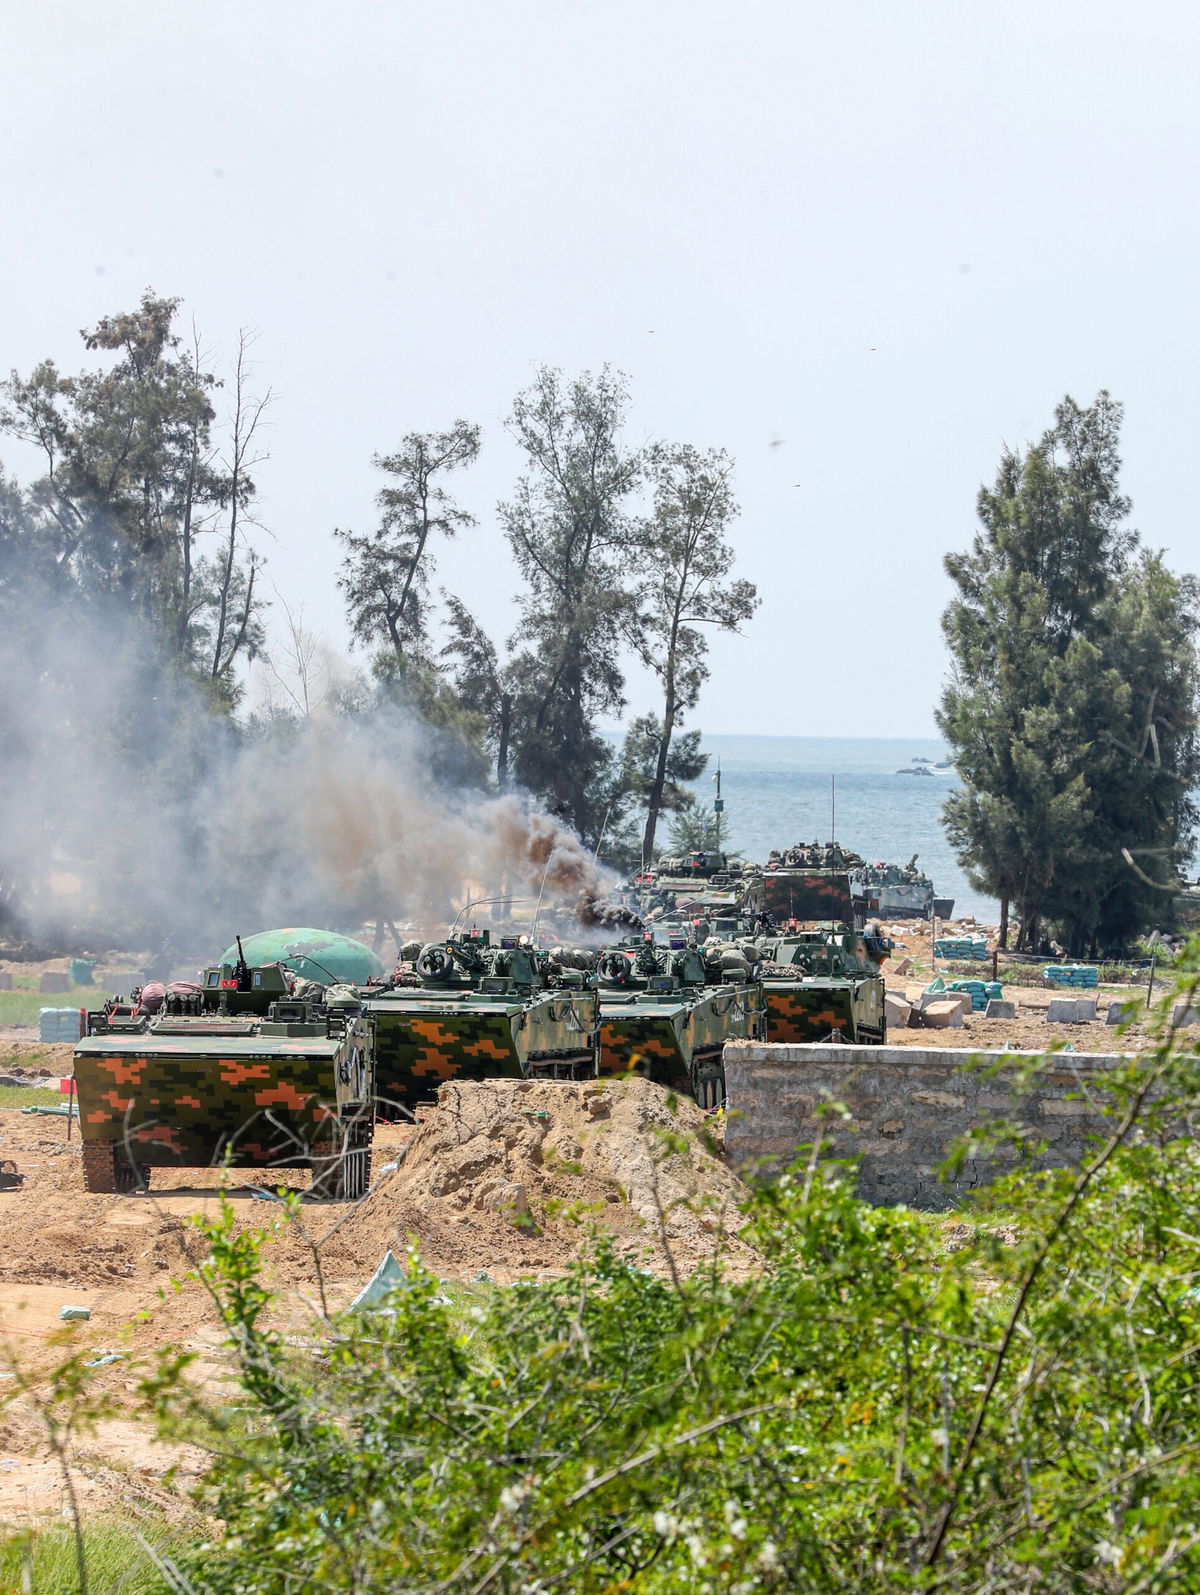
{"left": 754, "top": 923, "right": 889, "bottom": 1044}
{"left": 358, "top": 929, "right": 600, "bottom": 1115}
{"left": 75, "top": 947, "right": 373, "bottom": 1198}
{"left": 629, "top": 850, "right": 764, "bottom": 927}
{"left": 849, "top": 856, "right": 951, "bottom": 920}
{"left": 590, "top": 934, "right": 766, "bottom": 1109}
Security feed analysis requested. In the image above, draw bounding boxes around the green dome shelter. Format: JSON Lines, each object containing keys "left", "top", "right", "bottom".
{"left": 220, "top": 928, "right": 385, "bottom": 986}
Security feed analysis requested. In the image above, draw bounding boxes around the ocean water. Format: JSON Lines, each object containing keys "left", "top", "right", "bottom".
{"left": 676, "top": 734, "right": 998, "bottom": 923}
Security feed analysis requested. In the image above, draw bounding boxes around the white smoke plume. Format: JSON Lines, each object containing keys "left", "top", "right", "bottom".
{"left": 203, "top": 713, "right": 619, "bottom": 940}
{"left": 0, "top": 602, "right": 619, "bottom": 957}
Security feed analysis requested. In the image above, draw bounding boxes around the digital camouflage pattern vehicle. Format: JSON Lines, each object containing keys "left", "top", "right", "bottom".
{"left": 75, "top": 944, "right": 373, "bottom": 1198}
{"left": 763, "top": 843, "right": 866, "bottom": 872}
{"left": 754, "top": 924, "right": 889, "bottom": 1044}
{"left": 590, "top": 935, "right": 766, "bottom": 1109}
{"left": 751, "top": 867, "right": 858, "bottom": 927}
{"left": 359, "top": 929, "right": 599, "bottom": 1114}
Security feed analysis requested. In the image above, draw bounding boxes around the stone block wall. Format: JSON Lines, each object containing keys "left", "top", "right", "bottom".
{"left": 722, "top": 1041, "right": 1137, "bottom": 1210}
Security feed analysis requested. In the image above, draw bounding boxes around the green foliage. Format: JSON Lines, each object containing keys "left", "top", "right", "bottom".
{"left": 615, "top": 713, "right": 709, "bottom": 868}
{"left": 3, "top": 956, "right": 1197, "bottom": 1592}
{"left": 501, "top": 366, "right": 644, "bottom": 841}
{"left": 940, "top": 392, "right": 1200, "bottom": 955}
{"left": 0, "top": 297, "right": 271, "bottom": 940}
{"left": 0, "top": 292, "right": 268, "bottom": 688}
{"left": 0, "top": 1518, "right": 178, "bottom": 1595}
{"left": 439, "top": 593, "right": 520, "bottom": 791}
{"left": 123, "top": 954, "right": 1194, "bottom": 1591}
{"left": 336, "top": 422, "right": 481, "bottom": 673}
{"left": 665, "top": 790, "right": 730, "bottom": 853}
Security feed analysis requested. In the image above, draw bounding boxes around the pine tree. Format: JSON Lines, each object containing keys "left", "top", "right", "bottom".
{"left": 939, "top": 393, "right": 1199, "bottom": 954}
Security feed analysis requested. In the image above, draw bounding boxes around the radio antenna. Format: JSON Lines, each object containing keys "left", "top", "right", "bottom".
{"left": 449, "top": 895, "right": 535, "bottom": 935}
{"left": 530, "top": 852, "right": 557, "bottom": 942}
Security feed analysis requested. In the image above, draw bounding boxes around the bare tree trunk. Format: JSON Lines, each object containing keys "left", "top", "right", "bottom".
{"left": 210, "top": 331, "right": 270, "bottom": 680}
{"left": 496, "top": 692, "right": 513, "bottom": 791}
{"left": 998, "top": 896, "right": 1009, "bottom": 951}
{"left": 642, "top": 688, "right": 677, "bottom": 866}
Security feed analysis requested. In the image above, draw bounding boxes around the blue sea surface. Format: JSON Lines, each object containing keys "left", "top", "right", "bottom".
{"left": 676, "top": 734, "right": 998, "bottom": 923}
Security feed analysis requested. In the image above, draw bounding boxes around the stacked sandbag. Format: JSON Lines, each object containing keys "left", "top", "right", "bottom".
{"left": 942, "top": 978, "right": 1004, "bottom": 1012}
{"left": 1044, "top": 964, "right": 1099, "bottom": 988}
{"left": 39, "top": 1006, "right": 84, "bottom": 1042}
{"left": 935, "top": 936, "right": 989, "bottom": 961}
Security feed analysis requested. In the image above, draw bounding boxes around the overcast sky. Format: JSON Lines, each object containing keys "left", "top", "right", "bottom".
{"left": 3, "top": 0, "right": 1197, "bottom": 738}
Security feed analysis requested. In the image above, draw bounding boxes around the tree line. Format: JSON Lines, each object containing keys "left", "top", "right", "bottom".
{"left": 0, "top": 292, "right": 758, "bottom": 935}
{"left": 4, "top": 293, "right": 1197, "bottom": 955}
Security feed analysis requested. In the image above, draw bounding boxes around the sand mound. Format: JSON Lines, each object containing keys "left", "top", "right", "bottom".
{"left": 324, "top": 1077, "right": 758, "bottom": 1280}
{"left": 0, "top": 1079, "right": 756, "bottom": 1353}
{"left": 0, "top": 1079, "right": 759, "bottom": 1527}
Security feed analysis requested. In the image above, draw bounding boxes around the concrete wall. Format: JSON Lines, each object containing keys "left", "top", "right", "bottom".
{"left": 722, "top": 1041, "right": 1136, "bottom": 1210}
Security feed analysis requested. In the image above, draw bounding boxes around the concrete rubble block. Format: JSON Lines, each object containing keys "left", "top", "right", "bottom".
{"left": 884, "top": 993, "right": 913, "bottom": 1028}
{"left": 1072, "top": 998, "right": 1098, "bottom": 1023}
{"left": 0, "top": 972, "right": 12, "bottom": 990}
{"left": 921, "top": 999, "right": 965, "bottom": 1029}
{"left": 891, "top": 956, "right": 913, "bottom": 976}
{"left": 944, "top": 991, "right": 973, "bottom": 1018}
{"left": 984, "top": 999, "right": 1016, "bottom": 1019}
{"left": 1046, "top": 997, "right": 1085, "bottom": 1024}
{"left": 1106, "top": 1000, "right": 1139, "bottom": 1026}
{"left": 916, "top": 989, "right": 971, "bottom": 1018}
{"left": 1171, "top": 1004, "right": 1200, "bottom": 1028}
{"left": 39, "top": 971, "right": 71, "bottom": 994}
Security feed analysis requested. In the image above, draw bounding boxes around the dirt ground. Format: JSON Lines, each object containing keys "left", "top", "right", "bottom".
{"left": 0, "top": 1068, "right": 759, "bottom": 1528}
{"left": 879, "top": 918, "right": 1164, "bottom": 1052}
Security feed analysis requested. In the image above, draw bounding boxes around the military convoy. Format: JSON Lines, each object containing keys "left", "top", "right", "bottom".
{"left": 73, "top": 850, "right": 896, "bottom": 1196}
{"left": 848, "top": 855, "right": 954, "bottom": 921}
{"left": 754, "top": 925, "right": 888, "bottom": 1044}
{"left": 630, "top": 841, "right": 953, "bottom": 928}
{"left": 588, "top": 934, "right": 766, "bottom": 1109}
{"left": 73, "top": 925, "right": 762, "bottom": 1193}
